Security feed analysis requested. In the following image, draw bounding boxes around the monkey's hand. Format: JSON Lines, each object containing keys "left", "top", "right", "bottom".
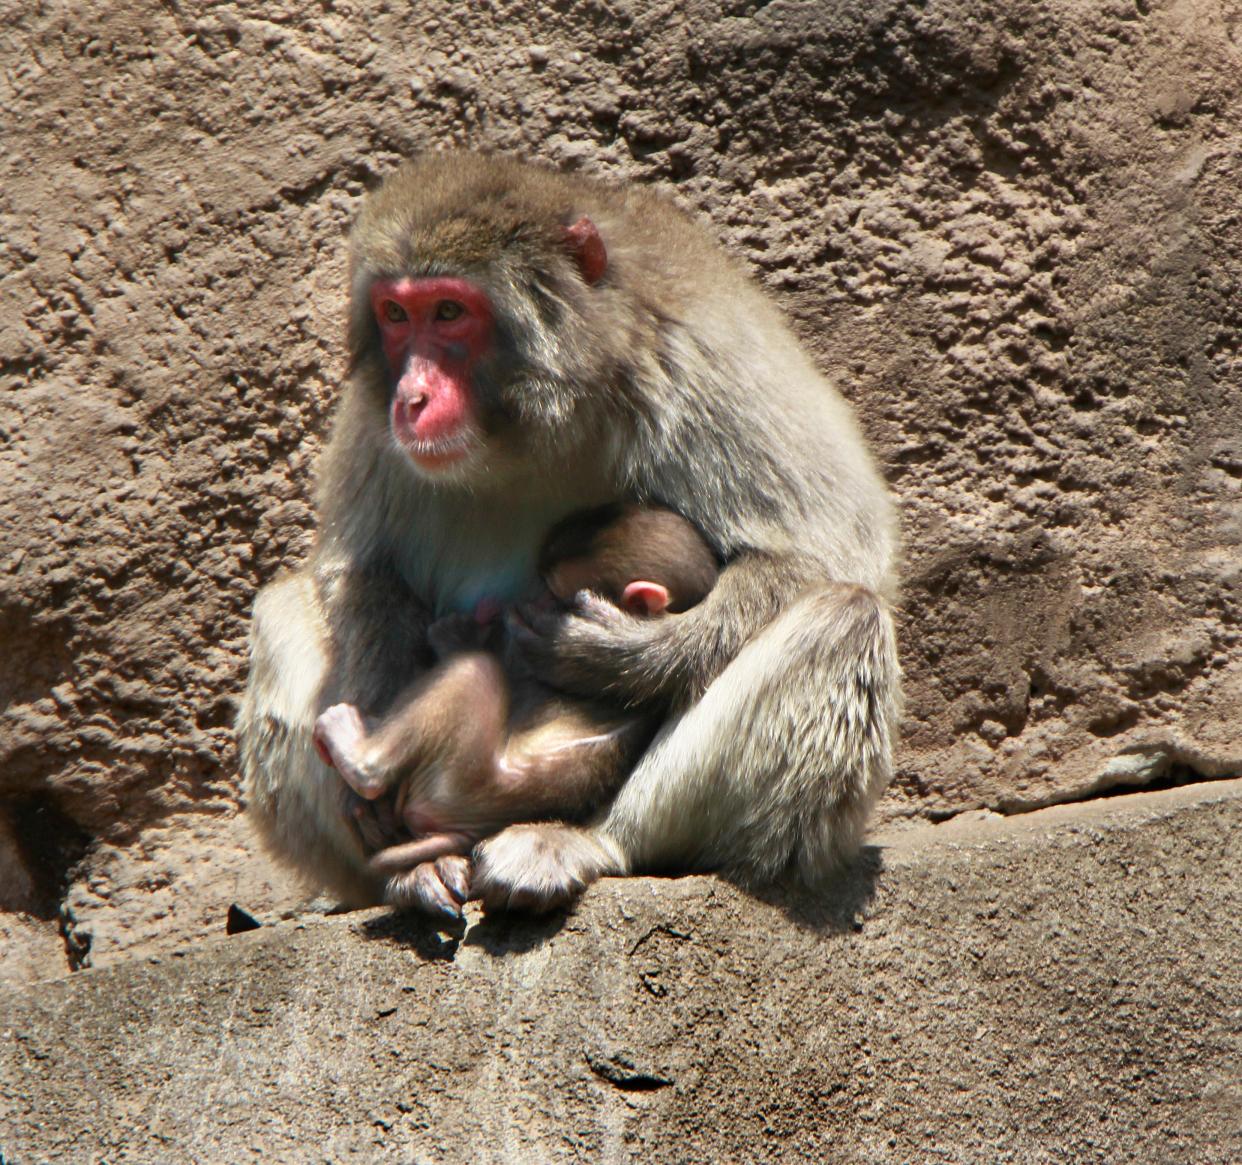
{"left": 506, "top": 591, "right": 662, "bottom": 700}
{"left": 371, "top": 835, "right": 475, "bottom": 921}
{"left": 345, "top": 790, "right": 406, "bottom": 853}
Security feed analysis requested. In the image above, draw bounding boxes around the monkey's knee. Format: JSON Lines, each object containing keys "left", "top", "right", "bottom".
{"left": 791, "top": 584, "right": 899, "bottom": 879}
{"left": 812, "top": 581, "right": 887, "bottom": 637}
{"left": 243, "top": 572, "right": 331, "bottom": 741}
{"left": 793, "top": 583, "right": 899, "bottom": 696}
{"left": 606, "top": 583, "right": 899, "bottom": 884}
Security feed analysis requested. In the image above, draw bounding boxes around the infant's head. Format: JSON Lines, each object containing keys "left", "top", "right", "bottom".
{"left": 539, "top": 503, "right": 719, "bottom": 616}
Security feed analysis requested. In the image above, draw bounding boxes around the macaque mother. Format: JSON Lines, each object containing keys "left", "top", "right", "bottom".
{"left": 237, "top": 152, "right": 900, "bottom": 913}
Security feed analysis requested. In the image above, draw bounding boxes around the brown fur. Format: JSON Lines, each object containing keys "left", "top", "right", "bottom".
{"left": 311, "top": 506, "right": 719, "bottom": 916}
{"left": 539, "top": 503, "right": 720, "bottom": 614}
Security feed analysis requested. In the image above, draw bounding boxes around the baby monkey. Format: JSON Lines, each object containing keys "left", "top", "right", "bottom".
{"left": 312, "top": 504, "right": 719, "bottom": 914}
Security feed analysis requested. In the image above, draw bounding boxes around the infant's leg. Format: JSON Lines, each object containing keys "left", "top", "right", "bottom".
{"left": 493, "top": 708, "right": 655, "bottom": 821}
{"left": 312, "top": 653, "right": 508, "bottom": 803}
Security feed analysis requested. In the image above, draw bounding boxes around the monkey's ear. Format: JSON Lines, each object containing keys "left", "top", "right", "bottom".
{"left": 620, "top": 580, "right": 670, "bottom": 616}
{"left": 564, "top": 216, "right": 607, "bottom": 285}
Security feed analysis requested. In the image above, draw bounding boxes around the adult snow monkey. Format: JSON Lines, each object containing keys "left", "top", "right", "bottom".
{"left": 237, "top": 151, "right": 900, "bottom": 914}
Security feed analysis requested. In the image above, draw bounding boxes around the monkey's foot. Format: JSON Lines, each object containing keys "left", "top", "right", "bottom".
{"left": 313, "top": 704, "right": 388, "bottom": 799}
{"left": 471, "top": 824, "right": 625, "bottom": 913}
{"left": 384, "top": 855, "right": 472, "bottom": 921}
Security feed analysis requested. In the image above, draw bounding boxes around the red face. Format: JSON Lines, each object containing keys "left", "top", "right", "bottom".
{"left": 369, "top": 276, "right": 495, "bottom": 474}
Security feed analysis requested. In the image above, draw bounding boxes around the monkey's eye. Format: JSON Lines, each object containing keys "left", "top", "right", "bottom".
{"left": 434, "top": 300, "right": 465, "bottom": 322}
{"left": 381, "top": 300, "right": 409, "bottom": 324}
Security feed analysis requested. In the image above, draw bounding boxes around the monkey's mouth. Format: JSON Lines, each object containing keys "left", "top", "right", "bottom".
{"left": 388, "top": 392, "right": 481, "bottom": 472}
{"left": 393, "top": 429, "right": 479, "bottom": 472}
{"left": 407, "top": 440, "right": 473, "bottom": 469}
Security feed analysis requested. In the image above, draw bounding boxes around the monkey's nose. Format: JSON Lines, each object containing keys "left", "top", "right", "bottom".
{"left": 400, "top": 392, "right": 428, "bottom": 421}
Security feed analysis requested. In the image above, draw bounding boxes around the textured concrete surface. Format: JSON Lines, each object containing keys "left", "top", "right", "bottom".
{"left": 1, "top": 0, "right": 1239, "bottom": 977}
{"left": 2, "top": 779, "right": 1238, "bottom": 1164}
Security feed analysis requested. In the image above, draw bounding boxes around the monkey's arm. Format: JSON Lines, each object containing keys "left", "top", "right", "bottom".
{"left": 511, "top": 551, "right": 817, "bottom": 707}
{"left": 238, "top": 559, "right": 435, "bottom": 907}
{"left": 473, "top": 577, "right": 901, "bottom": 912}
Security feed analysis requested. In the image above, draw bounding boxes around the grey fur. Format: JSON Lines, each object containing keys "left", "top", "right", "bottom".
{"left": 237, "top": 152, "right": 901, "bottom": 911}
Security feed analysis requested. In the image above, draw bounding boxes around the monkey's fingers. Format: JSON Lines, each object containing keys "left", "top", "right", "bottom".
{"left": 570, "top": 588, "right": 625, "bottom": 624}
{"left": 369, "top": 832, "right": 474, "bottom": 874}
{"left": 347, "top": 793, "right": 403, "bottom": 851}
{"left": 503, "top": 606, "right": 563, "bottom": 676}
{"left": 433, "top": 854, "right": 472, "bottom": 904}
{"left": 506, "top": 599, "right": 560, "bottom": 638}
{"left": 471, "top": 824, "right": 617, "bottom": 913}
{"left": 524, "top": 590, "right": 628, "bottom": 642}
{"left": 507, "top": 592, "right": 642, "bottom": 693}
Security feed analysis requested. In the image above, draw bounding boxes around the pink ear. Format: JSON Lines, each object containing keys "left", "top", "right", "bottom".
{"left": 564, "top": 216, "right": 607, "bottom": 285}
{"left": 621, "top": 580, "right": 670, "bottom": 616}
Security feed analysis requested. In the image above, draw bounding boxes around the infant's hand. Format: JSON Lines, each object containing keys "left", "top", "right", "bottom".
{"left": 370, "top": 833, "right": 476, "bottom": 922}
{"left": 345, "top": 790, "right": 405, "bottom": 853}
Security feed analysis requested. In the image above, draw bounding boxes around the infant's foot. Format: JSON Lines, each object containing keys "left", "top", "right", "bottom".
{"left": 313, "top": 703, "right": 387, "bottom": 799}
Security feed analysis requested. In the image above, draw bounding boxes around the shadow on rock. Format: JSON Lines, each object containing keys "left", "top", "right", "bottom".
{"left": 730, "top": 844, "right": 883, "bottom": 933}
{"left": 353, "top": 902, "right": 571, "bottom": 958}
{"left": 460, "top": 907, "right": 571, "bottom": 955}
{"left": 346, "top": 847, "right": 881, "bottom": 958}
{"left": 353, "top": 909, "right": 467, "bottom": 961}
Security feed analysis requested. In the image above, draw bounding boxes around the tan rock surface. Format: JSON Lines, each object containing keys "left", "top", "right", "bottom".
{"left": 1, "top": 0, "right": 1239, "bottom": 976}
{"left": 2, "top": 781, "right": 1238, "bottom": 1163}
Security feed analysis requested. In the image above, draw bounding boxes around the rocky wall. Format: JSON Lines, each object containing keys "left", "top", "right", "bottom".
{"left": 1, "top": 0, "right": 1239, "bottom": 978}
